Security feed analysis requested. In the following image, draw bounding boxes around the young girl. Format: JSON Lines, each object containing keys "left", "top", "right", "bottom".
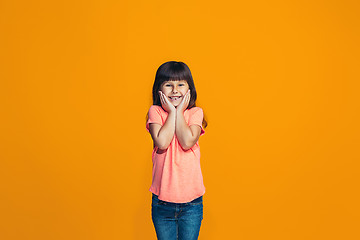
{"left": 146, "top": 61, "right": 207, "bottom": 240}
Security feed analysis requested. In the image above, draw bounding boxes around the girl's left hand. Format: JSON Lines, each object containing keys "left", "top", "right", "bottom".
{"left": 176, "top": 90, "right": 190, "bottom": 113}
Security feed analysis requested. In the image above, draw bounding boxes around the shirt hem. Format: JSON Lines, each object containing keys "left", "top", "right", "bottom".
{"left": 149, "top": 188, "right": 206, "bottom": 203}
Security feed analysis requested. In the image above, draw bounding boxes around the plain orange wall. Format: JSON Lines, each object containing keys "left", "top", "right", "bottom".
{"left": 1, "top": 0, "right": 359, "bottom": 239}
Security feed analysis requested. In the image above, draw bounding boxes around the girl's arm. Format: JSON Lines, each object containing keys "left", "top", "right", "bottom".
{"left": 149, "top": 111, "right": 176, "bottom": 150}
{"left": 149, "top": 91, "right": 177, "bottom": 150}
{"left": 174, "top": 90, "right": 202, "bottom": 150}
{"left": 175, "top": 112, "right": 202, "bottom": 150}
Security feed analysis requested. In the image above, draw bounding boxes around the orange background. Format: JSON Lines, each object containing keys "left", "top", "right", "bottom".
{"left": 1, "top": 0, "right": 359, "bottom": 239}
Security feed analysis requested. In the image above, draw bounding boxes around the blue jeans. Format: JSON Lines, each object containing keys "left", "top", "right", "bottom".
{"left": 151, "top": 193, "right": 203, "bottom": 240}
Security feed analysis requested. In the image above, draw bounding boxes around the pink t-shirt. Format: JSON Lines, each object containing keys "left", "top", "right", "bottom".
{"left": 146, "top": 105, "right": 206, "bottom": 203}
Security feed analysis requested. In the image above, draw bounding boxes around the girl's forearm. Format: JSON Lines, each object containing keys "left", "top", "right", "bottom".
{"left": 157, "top": 111, "right": 176, "bottom": 149}
{"left": 175, "top": 110, "right": 194, "bottom": 150}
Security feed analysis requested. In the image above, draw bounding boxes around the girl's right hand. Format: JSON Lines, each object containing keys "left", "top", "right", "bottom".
{"left": 159, "top": 91, "right": 176, "bottom": 113}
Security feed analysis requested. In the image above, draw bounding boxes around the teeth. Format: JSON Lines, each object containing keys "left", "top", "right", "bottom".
{"left": 170, "top": 96, "right": 181, "bottom": 100}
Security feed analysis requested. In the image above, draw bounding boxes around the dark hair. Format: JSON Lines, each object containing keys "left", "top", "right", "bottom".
{"left": 146, "top": 61, "right": 207, "bottom": 129}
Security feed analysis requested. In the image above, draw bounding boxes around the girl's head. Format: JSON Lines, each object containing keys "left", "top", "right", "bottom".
{"left": 152, "top": 61, "right": 198, "bottom": 109}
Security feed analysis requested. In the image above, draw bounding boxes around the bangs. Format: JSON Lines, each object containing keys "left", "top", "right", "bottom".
{"left": 157, "top": 62, "right": 192, "bottom": 82}
{"left": 166, "top": 70, "right": 191, "bottom": 81}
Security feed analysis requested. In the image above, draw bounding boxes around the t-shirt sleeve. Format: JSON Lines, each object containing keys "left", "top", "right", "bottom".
{"left": 188, "top": 107, "right": 205, "bottom": 136}
{"left": 146, "top": 105, "right": 163, "bottom": 133}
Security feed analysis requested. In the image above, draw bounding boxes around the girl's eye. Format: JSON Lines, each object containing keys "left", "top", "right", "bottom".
{"left": 165, "top": 84, "right": 185, "bottom": 87}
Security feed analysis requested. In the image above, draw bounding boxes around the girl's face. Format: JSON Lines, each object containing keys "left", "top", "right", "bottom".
{"left": 160, "top": 80, "right": 190, "bottom": 107}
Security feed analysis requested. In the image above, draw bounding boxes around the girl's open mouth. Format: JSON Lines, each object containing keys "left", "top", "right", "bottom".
{"left": 169, "top": 96, "right": 182, "bottom": 100}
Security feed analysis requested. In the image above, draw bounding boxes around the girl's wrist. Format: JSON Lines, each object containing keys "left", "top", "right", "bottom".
{"left": 176, "top": 108, "right": 184, "bottom": 114}
{"left": 168, "top": 108, "right": 177, "bottom": 115}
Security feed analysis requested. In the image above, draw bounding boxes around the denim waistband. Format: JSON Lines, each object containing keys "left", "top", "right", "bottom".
{"left": 152, "top": 193, "right": 203, "bottom": 205}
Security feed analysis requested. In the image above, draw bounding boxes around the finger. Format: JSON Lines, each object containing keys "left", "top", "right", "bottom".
{"left": 163, "top": 94, "right": 170, "bottom": 104}
{"left": 163, "top": 94, "right": 167, "bottom": 105}
{"left": 160, "top": 93, "right": 164, "bottom": 105}
{"left": 164, "top": 94, "right": 171, "bottom": 106}
{"left": 181, "top": 95, "right": 186, "bottom": 104}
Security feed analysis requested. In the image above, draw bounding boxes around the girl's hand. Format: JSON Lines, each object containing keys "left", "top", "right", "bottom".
{"left": 159, "top": 91, "right": 176, "bottom": 113}
{"left": 176, "top": 90, "right": 190, "bottom": 113}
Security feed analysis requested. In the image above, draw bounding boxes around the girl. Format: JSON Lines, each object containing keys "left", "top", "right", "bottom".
{"left": 146, "top": 61, "right": 207, "bottom": 240}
